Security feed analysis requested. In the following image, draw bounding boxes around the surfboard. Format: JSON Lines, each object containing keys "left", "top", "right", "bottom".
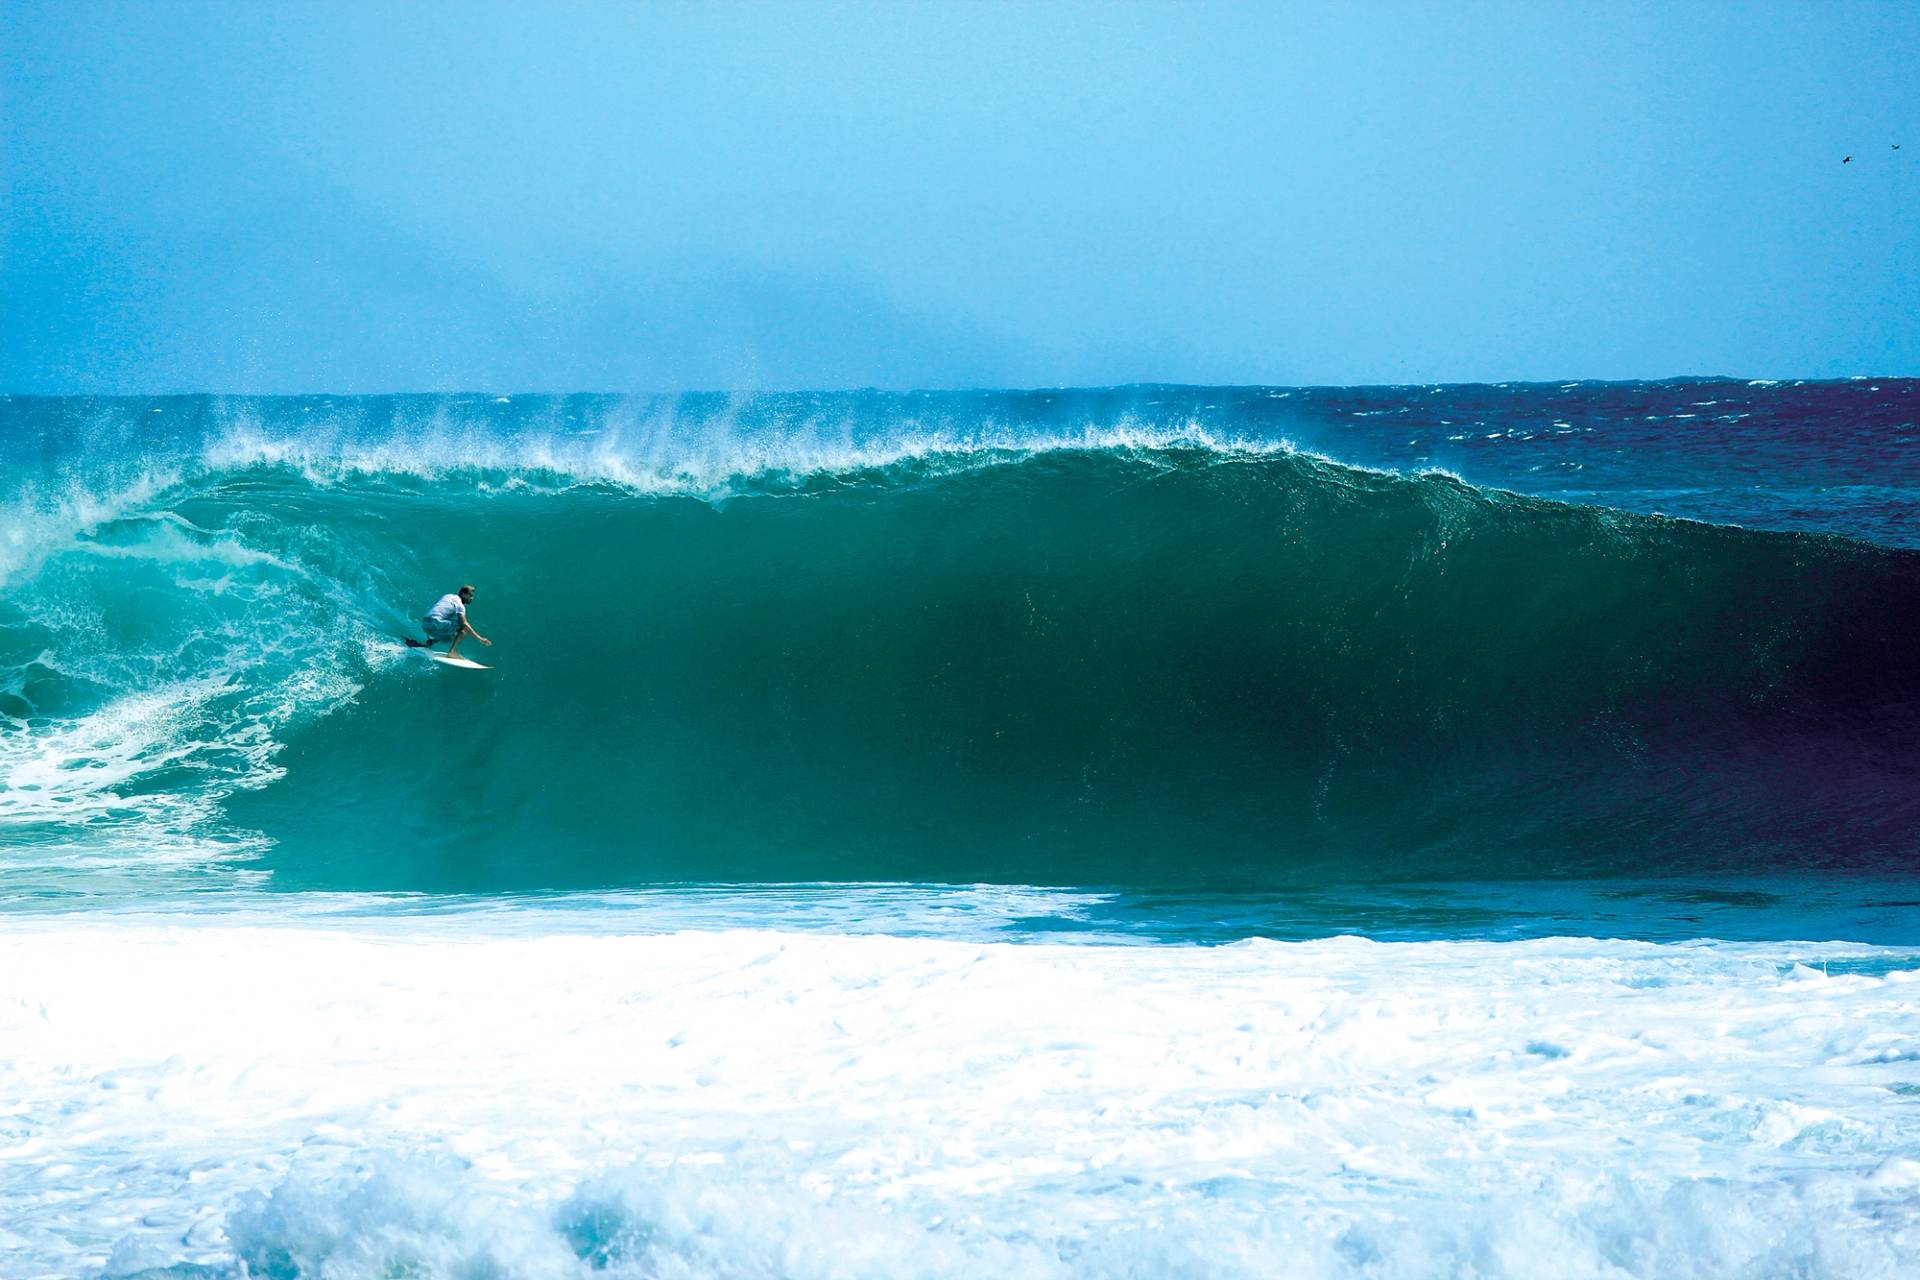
{"left": 426, "top": 653, "right": 490, "bottom": 670}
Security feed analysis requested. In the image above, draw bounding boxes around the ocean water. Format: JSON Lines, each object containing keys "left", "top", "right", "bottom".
{"left": 2, "top": 382, "right": 1918, "bottom": 1277}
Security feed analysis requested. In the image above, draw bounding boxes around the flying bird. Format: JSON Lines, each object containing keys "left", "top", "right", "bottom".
{"left": 1843, "top": 155, "right": 1852, "bottom": 163}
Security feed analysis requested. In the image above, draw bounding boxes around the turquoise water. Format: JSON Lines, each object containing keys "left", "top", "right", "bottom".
{"left": 4, "top": 384, "right": 1917, "bottom": 917}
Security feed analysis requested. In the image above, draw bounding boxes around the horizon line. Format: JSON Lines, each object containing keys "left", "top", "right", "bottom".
{"left": 5, "top": 373, "right": 1915, "bottom": 400}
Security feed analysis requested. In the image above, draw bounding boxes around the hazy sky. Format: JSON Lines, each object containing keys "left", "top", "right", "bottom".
{"left": 2, "top": 1, "right": 1915, "bottom": 392}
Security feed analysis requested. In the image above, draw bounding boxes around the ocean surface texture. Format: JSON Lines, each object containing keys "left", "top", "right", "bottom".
{"left": 3, "top": 382, "right": 1918, "bottom": 1278}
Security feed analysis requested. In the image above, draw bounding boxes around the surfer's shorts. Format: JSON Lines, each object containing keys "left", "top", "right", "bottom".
{"left": 422, "top": 616, "right": 460, "bottom": 641}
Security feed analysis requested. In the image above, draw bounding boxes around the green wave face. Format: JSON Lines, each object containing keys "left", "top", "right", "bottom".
{"left": 156, "top": 446, "right": 1916, "bottom": 892}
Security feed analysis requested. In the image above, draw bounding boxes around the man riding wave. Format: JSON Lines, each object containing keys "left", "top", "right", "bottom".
{"left": 406, "top": 584, "right": 492, "bottom": 658}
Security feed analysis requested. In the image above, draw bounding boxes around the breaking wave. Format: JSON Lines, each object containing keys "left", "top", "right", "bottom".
{"left": 4, "top": 396, "right": 1917, "bottom": 894}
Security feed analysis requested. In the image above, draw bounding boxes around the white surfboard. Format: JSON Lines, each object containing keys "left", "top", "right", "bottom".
{"left": 426, "top": 653, "right": 491, "bottom": 670}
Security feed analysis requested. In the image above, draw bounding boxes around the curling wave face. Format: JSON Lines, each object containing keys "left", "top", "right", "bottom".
{"left": 2, "top": 389, "right": 1918, "bottom": 897}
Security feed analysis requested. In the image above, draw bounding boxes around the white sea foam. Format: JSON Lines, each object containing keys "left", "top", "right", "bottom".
{"left": 2, "top": 913, "right": 1915, "bottom": 1278}
{"left": 0, "top": 511, "right": 379, "bottom": 888}
{"left": 192, "top": 417, "right": 1307, "bottom": 499}
{"left": 0, "top": 466, "right": 187, "bottom": 587}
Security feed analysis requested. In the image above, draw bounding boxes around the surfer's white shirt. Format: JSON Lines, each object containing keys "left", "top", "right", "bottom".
{"left": 426, "top": 593, "right": 467, "bottom": 626}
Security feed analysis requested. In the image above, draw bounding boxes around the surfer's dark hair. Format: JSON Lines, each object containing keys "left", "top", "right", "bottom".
{"left": 459, "top": 584, "right": 474, "bottom": 595}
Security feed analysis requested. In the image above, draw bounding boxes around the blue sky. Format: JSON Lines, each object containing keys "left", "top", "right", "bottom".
{"left": 2, "top": 1, "right": 1915, "bottom": 392}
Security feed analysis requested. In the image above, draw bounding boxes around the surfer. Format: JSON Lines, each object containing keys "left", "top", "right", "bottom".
{"left": 405, "top": 584, "right": 492, "bottom": 657}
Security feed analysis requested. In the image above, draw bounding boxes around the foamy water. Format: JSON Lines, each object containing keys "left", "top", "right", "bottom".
{"left": 4, "top": 910, "right": 1918, "bottom": 1278}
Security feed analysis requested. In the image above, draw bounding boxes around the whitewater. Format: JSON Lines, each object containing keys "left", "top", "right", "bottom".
{"left": 3, "top": 383, "right": 1918, "bottom": 1278}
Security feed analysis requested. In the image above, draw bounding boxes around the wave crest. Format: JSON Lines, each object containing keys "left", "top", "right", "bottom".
{"left": 7, "top": 438, "right": 1913, "bottom": 894}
